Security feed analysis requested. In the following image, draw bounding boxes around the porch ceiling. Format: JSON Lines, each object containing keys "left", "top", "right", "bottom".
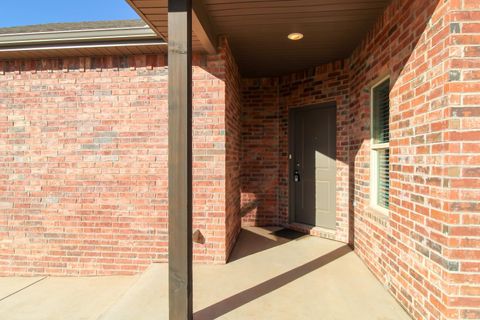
{"left": 127, "top": 0, "right": 392, "bottom": 77}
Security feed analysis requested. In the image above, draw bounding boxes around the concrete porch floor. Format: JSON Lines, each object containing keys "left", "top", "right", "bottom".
{"left": 0, "top": 227, "right": 410, "bottom": 320}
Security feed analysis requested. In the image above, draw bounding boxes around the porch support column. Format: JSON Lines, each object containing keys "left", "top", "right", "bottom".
{"left": 168, "top": 0, "right": 193, "bottom": 319}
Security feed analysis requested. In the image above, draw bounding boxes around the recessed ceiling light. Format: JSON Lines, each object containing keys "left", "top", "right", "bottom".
{"left": 288, "top": 33, "right": 304, "bottom": 41}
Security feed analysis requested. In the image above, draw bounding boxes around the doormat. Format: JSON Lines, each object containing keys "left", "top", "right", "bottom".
{"left": 270, "top": 228, "right": 305, "bottom": 240}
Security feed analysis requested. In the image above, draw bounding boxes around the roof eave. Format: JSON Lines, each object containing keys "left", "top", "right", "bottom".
{"left": 0, "top": 39, "right": 166, "bottom": 53}
{"left": 0, "top": 26, "right": 161, "bottom": 47}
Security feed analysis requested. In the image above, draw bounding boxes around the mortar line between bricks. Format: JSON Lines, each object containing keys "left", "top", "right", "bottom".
{"left": 0, "top": 276, "right": 48, "bottom": 303}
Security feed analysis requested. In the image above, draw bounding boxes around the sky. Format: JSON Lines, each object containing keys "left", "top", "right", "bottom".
{"left": 0, "top": 0, "right": 140, "bottom": 28}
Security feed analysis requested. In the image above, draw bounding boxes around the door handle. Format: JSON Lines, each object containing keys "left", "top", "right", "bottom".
{"left": 294, "top": 170, "right": 300, "bottom": 182}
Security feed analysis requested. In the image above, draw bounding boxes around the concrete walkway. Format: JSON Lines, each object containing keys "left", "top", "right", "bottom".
{"left": 0, "top": 275, "right": 137, "bottom": 320}
{"left": 0, "top": 227, "right": 411, "bottom": 320}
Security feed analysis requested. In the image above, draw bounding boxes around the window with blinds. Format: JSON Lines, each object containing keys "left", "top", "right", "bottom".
{"left": 371, "top": 78, "right": 390, "bottom": 210}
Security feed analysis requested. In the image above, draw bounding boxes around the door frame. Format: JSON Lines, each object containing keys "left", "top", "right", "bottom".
{"left": 288, "top": 102, "right": 337, "bottom": 226}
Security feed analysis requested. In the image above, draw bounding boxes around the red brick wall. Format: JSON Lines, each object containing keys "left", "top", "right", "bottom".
{"left": 0, "top": 56, "right": 169, "bottom": 275}
{"left": 191, "top": 45, "right": 234, "bottom": 264}
{"left": 0, "top": 40, "right": 241, "bottom": 275}
{"left": 241, "top": 78, "right": 279, "bottom": 226}
{"left": 191, "top": 38, "right": 242, "bottom": 263}
{"left": 348, "top": 0, "right": 478, "bottom": 319}
{"left": 349, "top": 0, "right": 449, "bottom": 317}
{"left": 222, "top": 39, "right": 243, "bottom": 258}
{"left": 444, "top": 1, "right": 480, "bottom": 318}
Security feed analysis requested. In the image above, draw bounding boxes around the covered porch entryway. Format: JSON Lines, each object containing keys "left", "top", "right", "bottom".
{"left": 0, "top": 228, "right": 409, "bottom": 320}
{"left": 0, "top": 0, "right": 464, "bottom": 318}
{"left": 128, "top": 0, "right": 397, "bottom": 317}
{"left": 125, "top": 0, "right": 437, "bottom": 319}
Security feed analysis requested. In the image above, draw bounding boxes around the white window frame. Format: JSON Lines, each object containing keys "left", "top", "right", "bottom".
{"left": 370, "top": 76, "right": 390, "bottom": 214}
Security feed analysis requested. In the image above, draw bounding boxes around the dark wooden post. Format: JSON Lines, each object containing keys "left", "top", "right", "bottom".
{"left": 168, "top": 0, "right": 192, "bottom": 319}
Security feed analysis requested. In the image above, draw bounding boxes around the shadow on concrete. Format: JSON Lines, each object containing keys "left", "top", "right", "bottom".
{"left": 195, "top": 245, "right": 351, "bottom": 319}
{"left": 228, "top": 228, "right": 305, "bottom": 262}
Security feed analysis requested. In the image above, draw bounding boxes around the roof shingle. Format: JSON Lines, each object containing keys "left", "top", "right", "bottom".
{"left": 0, "top": 19, "right": 147, "bottom": 35}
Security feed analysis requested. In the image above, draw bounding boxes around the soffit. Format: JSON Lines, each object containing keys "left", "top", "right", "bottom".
{"left": 130, "top": 0, "right": 391, "bottom": 76}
